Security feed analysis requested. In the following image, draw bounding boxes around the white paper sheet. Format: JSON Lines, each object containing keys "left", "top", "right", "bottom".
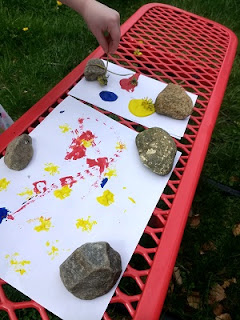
{"left": 0, "top": 96, "right": 181, "bottom": 320}
{"left": 68, "top": 61, "right": 198, "bottom": 139}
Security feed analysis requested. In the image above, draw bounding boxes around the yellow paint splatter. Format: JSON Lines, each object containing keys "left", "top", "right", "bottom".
{"left": 123, "top": 187, "right": 127, "bottom": 189}
{"left": 0, "top": 178, "right": 10, "bottom": 192}
{"left": 116, "top": 142, "right": 126, "bottom": 150}
{"left": 59, "top": 124, "right": 71, "bottom": 133}
{"left": 76, "top": 216, "right": 97, "bottom": 232}
{"left": 104, "top": 168, "right": 117, "bottom": 179}
{"left": 46, "top": 241, "right": 50, "bottom": 247}
{"left": 44, "top": 163, "right": 60, "bottom": 176}
{"left": 128, "top": 97, "right": 155, "bottom": 117}
{"left": 17, "top": 187, "right": 33, "bottom": 199}
{"left": 54, "top": 185, "right": 72, "bottom": 199}
{"left": 97, "top": 190, "right": 115, "bottom": 206}
{"left": 45, "top": 241, "right": 59, "bottom": 260}
{"left": 34, "top": 216, "right": 52, "bottom": 232}
{"left": 81, "top": 139, "right": 94, "bottom": 148}
{"left": 5, "top": 253, "right": 31, "bottom": 275}
{"left": 128, "top": 197, "right": 136, "bottom": 204}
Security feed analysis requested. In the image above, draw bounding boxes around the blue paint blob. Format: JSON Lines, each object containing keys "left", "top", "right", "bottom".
{"left": 100, "top": 178, "right": 108, "bottom": 188}
{"left": 0, "top": 207, "right": 9, "bottom": 224}
{"left": 60, "top": 110, "right": 65, "bottom": 113}
{"left": 99, "top": 91, "right": 118, "bottom": 102}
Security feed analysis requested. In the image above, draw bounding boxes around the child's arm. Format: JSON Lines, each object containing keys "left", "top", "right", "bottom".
{"left": 61, "top": 0, "right": 120, "bottom": 53}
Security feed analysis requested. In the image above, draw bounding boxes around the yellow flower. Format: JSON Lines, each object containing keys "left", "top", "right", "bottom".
{"left": 133, "top": 49, "right": 143, "bottom": 56}
{"left": 22, "top": 27, "right": 29, "bottom": 32}
{"left": 57, "top": 1, "right": 63, "bottom": 6}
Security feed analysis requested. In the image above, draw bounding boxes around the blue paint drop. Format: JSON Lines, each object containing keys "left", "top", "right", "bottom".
{"left": 99, "top": 91, "right": 118, "bottom": 102}
{"left": 100, "top": 178, "right": 108, "bottom": 188}
{"left": 0, "top": 207, "right": 9, "bottom": 224}
{"left": 60, "top": 110, "right": 65, "bottom": 113}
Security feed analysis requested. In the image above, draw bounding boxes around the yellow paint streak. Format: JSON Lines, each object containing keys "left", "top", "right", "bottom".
{"left": 97, "top": 190, "right": 115, "bottom": 207}
{"left": 115, "top": 142, "right": 126, "bottom": 150}
{"left": 0, "top": 178, "right": 10, "bottom": 192}
{"left": 34, "top": 216, "right": 52, "bottom": 232}
{"left": 128, "top": 98, "right": 155, "bottom": 117}
{"left": 128, "top": 197, "right": 136, "bottom": 204}
{"left": 44, "top": 163, "right": 60, "bottom": 176}
{"left": 18, "top": 188, "right": 33, "bottom": 199}
{"left": 104, "top": 168, "right": 117, "bottom": 179}
{"left": 81, "top": 139, "right": 94, "bottom": 148}
{"left": 54, "top": 185, "right": 72, "bottom": 199}
{"left": 76, "top": 216, "right": 97, "bottom": 232}
{"left": 59, "top": 124, "right": 71, "bottom": 133}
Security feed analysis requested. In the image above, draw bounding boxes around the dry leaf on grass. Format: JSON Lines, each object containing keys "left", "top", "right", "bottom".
{"left": 213, "top": 303, "right": 224, "bottom": 316}
{"left": 173, "top": 267, "right": 183, "bottom": 286}
{"left": 232, "top": 223, "right": 240, "bottom": 236}
{"left": 215, "top": 313, "right": 232, "bottom": 320}
{"left": 200, "top": 241, "right": 217, "bottom": 254}
{"left": 189, "top": 214, "right": 200, "bottom": 228}
{"left": 209, "top": 284, "right": 226, "bottom": 304}
{"left": 222, "top": 278, "right": 237, "bottom": 289}
{"left": 187, "top": 292, "right": 201, "bottom": 309}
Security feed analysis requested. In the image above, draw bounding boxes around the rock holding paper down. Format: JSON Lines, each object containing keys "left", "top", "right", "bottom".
{"left": 4, "top": 134, "right": 33, "bottom": 170}
{"left": 154, "top": 83, "right": 193, "bottom": 120}
{"left": 84, "top": 59, "right": 106, "bottom": 81}
{"left": 60, "top": 242, "right": 122, "bottom": 300}
{"left": 136, "top": 127, "right": 177, "bottom": 175}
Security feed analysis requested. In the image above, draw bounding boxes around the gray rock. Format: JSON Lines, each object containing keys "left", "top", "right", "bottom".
{"left": 154, "top": 83, "right": 193, "bottom": 119}
{"left": 4, "top": 134, "right": 33, "bottom": 171}
{"left": 60, "top": 242, "right": 122, "bottom": 300}
{"left": 136, "top": 127, "right": 177, "bottom": 175}
{"left": 84, "top": 59, "right": 106, "bottom": 81}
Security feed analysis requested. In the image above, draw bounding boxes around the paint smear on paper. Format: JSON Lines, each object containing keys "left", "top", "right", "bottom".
{"left": 100, "top": 178, "right": 108, "bottom": 188}
{"left": 54, "top": 185, "right": 72, "bottom": 199}
{"left": 99, "top": 91, "right": 118, "bottom": 102}
{"left": 17, "top": 188, "right": 34, "bottom": 200}
{"left": 5, "top": 253, "right": 31, "bottom": 275}
{"left": 86, "top": 157, "right": 109, "bottom": 174}
{"left": 0, "top": 178, "right": 10, "bottom": 192}
{"left": 60, "top": 176, "right": 77, "bottom": 188}
{"left": 128, "top": 97, "right": 155, "bottom": 117}
{"left": 76, "top": 216, "right": 97, "bottom": 232}
{"left": 128, "top": 197, "right": 136, "bottom": 204}
{"left": 34, "top": 216, "right": 52, "bottom": 232}
{"left": 44, "top": 163, "right": 60, "bottom": 176}
{"left": 97, "top": 190, "right": 115, "bottom": 206}
{"left": 59, "top": 124, "right": 71, "bottom": 133}
{"left": 46, "top": 241, "right": 59, "bottom": 260}
{"left": 116, "top": 142, "right": 126, "bottom": 150}
{"left": 0, "top": 207, "right": 10, "bottom": 224}
{"left": 65, "top": 130, "right": 96, "bottom": 160}
{"left": 120, "top": 73, "right": 140, "bottom": 92}
{"left": 104, "top": 168, "right": 117, "bottom": 179}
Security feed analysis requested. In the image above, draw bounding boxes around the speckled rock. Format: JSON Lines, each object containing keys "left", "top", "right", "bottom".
{"left": 60, "top": 242, "right": 122, "bottom": 300}
{"left": 154, "top": 83, "right": 193, "bottom": 119}
{"left": 4, "top": 134, "right": 33, "bottom": 170}
{"left": 136, "top": 127, "right": 177, "bottom": 175}
{"left": 84, "top": 59, "right": 106, "bottom": 81}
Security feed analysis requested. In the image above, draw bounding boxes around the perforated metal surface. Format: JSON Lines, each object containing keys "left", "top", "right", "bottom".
{"left": 0, "top": 4, "right": 237, "bottom": 320}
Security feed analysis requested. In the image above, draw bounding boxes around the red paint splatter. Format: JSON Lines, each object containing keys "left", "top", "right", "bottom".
{"left": 120, "top": 73, "right": 140, "bottom": 92}
{"left": 7, "top": 215, "right": 14, "bottom": 220}
{"left": 60, "top": 176, "right": 77, "bottom": 188}
{"left": 33, "top": 181, "right": 47, "bottom": 194}
{"left": 65, "top": 130, "right": 96, "bottom": 160}
{"left": 86, "top": 157, "right": 109, "bottom": 174}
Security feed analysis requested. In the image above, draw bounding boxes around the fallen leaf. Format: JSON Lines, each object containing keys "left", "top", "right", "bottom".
{"left": 173, "top": 267, "right": 183, "bottom": 286}
{"left": 213, "top": 303, "right": 224, "bottom": 316}
{"left": 209, "top": 284, "right": 226, "bottom": 304}
{"left": 222, "top": 278, "right": 237, "bottom": 289}
{"left": 187, "top": 292, "right": 201, "bottom": 309}
{"left": 189, "top": 215, "right": 200, "bottom": 228}
{"left": 200, "top": 241, "right": 217, "bottom": 254}
{"left": 215, "top": 313, "right": 232, "bottom": 320}
{"left": 232, "top": 223, "right": 240, "bottom": 236}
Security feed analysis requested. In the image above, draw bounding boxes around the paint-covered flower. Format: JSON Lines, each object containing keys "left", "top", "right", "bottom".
{"left": 22, "top": 27, "right": 29, "bottom": 32}
{"left": 134, "top": 49, "right": 143, "bottom": 56}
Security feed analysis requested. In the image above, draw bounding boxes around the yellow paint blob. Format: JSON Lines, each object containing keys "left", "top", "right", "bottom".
{"left": 97, "top": 190, "right": 115, "bottom": 206}
{"left": 104, "top": 168, "right": 117, "bottom": 179}
{"left": 76, "top": 216, "right": 97, "bottom": 232}
{"left": 18, "top": 188, "right": 34, "bottom": 199}
{"left": 128, "top": 197, "right": 136, "bottom": 204}
{"left": 0, "top": 178, "right": 10, "bottom": 192}
{"left": 6, "top": 253, "right": 30, "bottom": 275}
{"left": 44, "top": 163, "right": 60, "bottom": 176}
{"left": 59, "top": 124, "right": 71, "bottom": 133}
{"left": 54, "top": 185, "right": 72, "bottom": 199}
{"left": 123, "top": 187, "right": 127, "bottom": 190}
{"left": 128, "top": 98, "right": 155, "bottom": 117}
{"left": 46, "top": 241, "right": 50, "bottom": 247}
{"left": 34, "top": 216, "right": 52, "bottom": 232}
{"left": 81, "top": 139, "right": 94, "bottom": 148}
{"left": 116, "top": 142, "right": 126, "bottom": 150}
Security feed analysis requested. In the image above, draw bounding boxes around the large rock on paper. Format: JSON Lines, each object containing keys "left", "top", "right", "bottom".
{"left": 84, "top": 59, "right": 106, "bottom": 81}
{"left": 60, "top": 242, "right": 122, "bottom": 300}
{"left": 4, "top": 134, "right": 33, "bottom": 171}
{"left": 154, "top": 83, "right": 193, "bottom": 119}
{"left": 136, "top": 127, "right": 177, "bottom": 175}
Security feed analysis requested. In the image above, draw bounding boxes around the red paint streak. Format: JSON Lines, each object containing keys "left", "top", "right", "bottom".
{"left": 120, "top": 73, "right": 140, "bottom": 92}
{"left": 65, "top": 130, "right": 96, "bottom": 160}
{"left": 86, "top": 157, "right": 109, "bottom": 174}
{"left": 7, "top": 215, "right": 14, "bottom": 220}
{"left": 60, "top": 176, "right": 77, "bottom": 188}
{"left": 33, "top": 181, "right": 47, "bottom": 194}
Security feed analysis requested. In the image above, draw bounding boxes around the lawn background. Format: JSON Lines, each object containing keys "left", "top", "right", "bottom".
{"left": 0, "top": 0, "right": 239, "bottom": 319}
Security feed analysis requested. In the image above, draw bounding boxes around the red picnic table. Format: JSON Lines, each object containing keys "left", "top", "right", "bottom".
{"left": 0, "top": 3, "right": 237, "bottom": 320}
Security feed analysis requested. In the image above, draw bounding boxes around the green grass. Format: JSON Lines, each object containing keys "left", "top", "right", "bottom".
{"left": 0, "top": 0, "right": 240, "bottom": 320}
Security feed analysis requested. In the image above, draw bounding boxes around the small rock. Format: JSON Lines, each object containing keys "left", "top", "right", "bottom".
{"left": 4, "top": 134, "right": 33, "bottom": 170}
{"left": 136, "top": 127, "right": 177, "bottom": 175}
{"left": 84, "top": 59, "right": 106, "bottom": 81}
{"left": 154, "top": 83, "right": 193, "bottom": 119}
{"left": 60, "top": 242, "right": 122, "bottom": 300}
